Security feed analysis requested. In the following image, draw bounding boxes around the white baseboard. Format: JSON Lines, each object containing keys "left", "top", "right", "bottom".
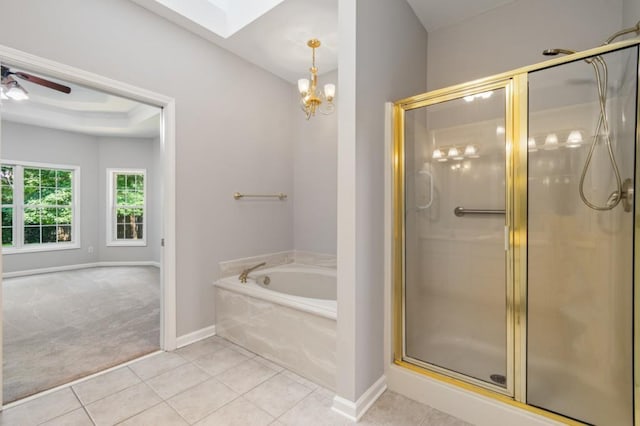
{"left": 176, "top": 325, "right": 217, "bottom": 348}
{"left": 3, "top": 261, "right": 161, "bottom": 278}
{"left": 99, "top": 261, "right": 161, "bottom": 268}
{"left": 331, "top": 375, "right": 387, "bottom": 421}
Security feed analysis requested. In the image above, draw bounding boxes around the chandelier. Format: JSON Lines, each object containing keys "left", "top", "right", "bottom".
{"left": 297, "top": 39, "right": 336, "bottom": 120}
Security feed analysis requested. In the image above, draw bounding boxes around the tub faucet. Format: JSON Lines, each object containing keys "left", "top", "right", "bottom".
{"left": 239, "top": 262, "right": 266, "bottom": 283}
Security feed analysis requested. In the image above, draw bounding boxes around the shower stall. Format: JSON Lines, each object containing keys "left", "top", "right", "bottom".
{"left": 392, "top": 37, "right": 640, "bottom": 425}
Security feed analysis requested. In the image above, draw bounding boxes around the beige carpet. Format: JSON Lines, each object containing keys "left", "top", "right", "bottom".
{"left": 3, "top": 266, "right": 160, "bottom": 403}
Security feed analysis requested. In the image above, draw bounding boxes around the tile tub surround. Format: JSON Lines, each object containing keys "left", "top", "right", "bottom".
{"left": 0, "top": 336, "right": 471, "bottom": 425}
{"left": 214, "top": 285, "right": 337, "bottom": 390}
{"left": 218, "top": 250, "right": 336, "bottom": 278}
{"left": 293, "top": 251, "right": 337, "bottom": 269}
{"left": 218, "top": 251, "right": 295, "bottom": 278}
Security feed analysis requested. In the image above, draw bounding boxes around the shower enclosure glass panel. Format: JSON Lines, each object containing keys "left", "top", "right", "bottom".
{"left": 403, "top": 88, "right": 509, "bottom": 390}
{"left": 527, "top": 46, "right": 638, "bottom": 425}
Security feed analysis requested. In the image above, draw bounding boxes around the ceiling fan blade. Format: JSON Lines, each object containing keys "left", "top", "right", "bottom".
{"left": 13, "top": 72, "right": 71, "bottom": 94}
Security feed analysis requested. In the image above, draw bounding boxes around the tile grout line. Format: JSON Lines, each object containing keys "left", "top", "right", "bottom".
{"left": 187, "top": 360, "right": 212, "bottom": 377}
{"left": 234, "top": 395, "right": 278, "bottom": 424}
{"left": 70, "top": 386, "right": 97, "bottom": 426}
{"left": 81, "top": 381, "right": 156, "bottom": 425}
{"left": 212, "top": 358, "right": 279, "bottom": 395}
{"left": 231, "top": 366, "right": 315, "bottom": 425}
{"left": 176, "top": 359, "right": 280, "bottom": 425}
{"left": 128, "top": 352, "right": 189, "bottom": 382}
{"left": 272, "top": 384, "right": 327, "bottom": 424}
{"left": 269, "top": 387, "right": 314, "bottom": 425}
{"left": 161, "top": 397, "right": 191, "bottom": 425}
{"left": 156, "top": 362, "right": 231, "bottom": 405}
{"left": 143, "top": 361, "right": 212, "bottom": 401}
{"left": 154, "top": 354, "right": 246, "bottom": 425}
{"left": 172, "top": 381, "right": 244, "bottom": 425}
{"left": 77, "top": 367, "right": 143, "bottom": 407}
{"left": 111, "top": 400, "right": 166, "bottom": 426}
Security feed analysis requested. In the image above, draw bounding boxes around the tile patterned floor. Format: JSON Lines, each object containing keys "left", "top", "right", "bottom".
{"left": 0, "top": 336, "right": 473, "bottom": 425}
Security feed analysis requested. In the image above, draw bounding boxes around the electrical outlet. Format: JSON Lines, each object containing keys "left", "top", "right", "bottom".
{"left": 88, "top": 246, "right": 94, "bottom": 254}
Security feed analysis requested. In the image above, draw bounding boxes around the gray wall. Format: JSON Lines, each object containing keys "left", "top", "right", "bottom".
{"left": 427, "top": 0, "right": 624, "bottom": 91}
{"left": 1, "top": 122, "right": 160, "bottom": 272}
{"left": 336, "top": 0, "right": 427, "bottom": 402}
{"left": 1, "top": 122, "right": 100, "bottom": 272}
{"left": 98, "top": 136, "right": 160, "bottom": 262}
{"left": 353, "top": 0, "right": 427, "bottom": 398}
{"left": 292, "top": 70, "right": 338, "bottom": 255}
{"left": 0, "top": 0, "right": 295, "bottom": 335}
{"left": 623, "top": 0, "right": 640, "bottom": 28}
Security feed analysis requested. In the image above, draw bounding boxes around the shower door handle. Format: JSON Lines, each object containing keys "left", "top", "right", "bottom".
{"left": 454, "top": 206, "right": 506, "bottom": 217}
{"left": 416, "top": 170, "right": 434, "bottom": 210}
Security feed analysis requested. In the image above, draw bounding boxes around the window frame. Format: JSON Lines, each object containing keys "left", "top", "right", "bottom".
{"left": 106, "top": 168, "right": 147, "bottom": 247}
{"left": 1, "top": 160, "right": 81, "bottom": 255}
{"left": 1, "top": 165, "right": 16, "bottom": 248}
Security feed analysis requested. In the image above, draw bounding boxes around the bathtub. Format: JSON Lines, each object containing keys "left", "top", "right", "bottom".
{"left": 214, "top": 264, "right": 336, "bottom": 389}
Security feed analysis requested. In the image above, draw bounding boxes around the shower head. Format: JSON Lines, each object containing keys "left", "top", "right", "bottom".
{"left": 542, "top": 48, "right": 577, "bottom": 56}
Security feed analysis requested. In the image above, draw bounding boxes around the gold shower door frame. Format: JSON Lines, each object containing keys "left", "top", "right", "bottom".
{"left": 391, "top": 38, "right": 640, "bottom": 426}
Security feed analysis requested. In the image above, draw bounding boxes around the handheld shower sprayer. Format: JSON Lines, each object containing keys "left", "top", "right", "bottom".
{"left": 539, "top": 21, "right": 640, "bottom": 211}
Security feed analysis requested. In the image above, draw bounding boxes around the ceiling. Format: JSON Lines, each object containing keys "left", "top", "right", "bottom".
{"left": 131, "top": 0, "right": 516, "bottom": 84}
{"left": 406, "top": 0, "right": 517, "bottom": 33}
{"left": 1, "top": 1, "right": 517, "bottom": 134}
{"left": 132, "top": 0, "right": 338, "bottom": 83}
{"left": 1, "top": 67, "right": 161, "bottom": 138}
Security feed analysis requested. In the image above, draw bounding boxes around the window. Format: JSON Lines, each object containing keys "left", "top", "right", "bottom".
{"left": 107, "top": 169, "right": 146, "bottom": 246}
{"left": 24, "top": 167, "right": 73, "bottom": 244}
{"left": 1, "top": 161, "right": 79, "bottom": 253}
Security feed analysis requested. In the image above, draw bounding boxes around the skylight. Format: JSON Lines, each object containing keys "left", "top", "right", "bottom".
{"left": 206, "top": 0, "right": 228, "bottom": 10}
{"left": 132, "top": 0, "right": 284, "bottom": 39}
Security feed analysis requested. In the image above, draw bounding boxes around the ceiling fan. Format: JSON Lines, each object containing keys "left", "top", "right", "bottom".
{"left": 1, "top": 65, "right": 71, "bottom": 101}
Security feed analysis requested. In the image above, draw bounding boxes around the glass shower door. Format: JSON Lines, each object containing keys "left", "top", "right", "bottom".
{"left": 402, "top": 85, "right": 511, "bottom": 392}
{"left": 527, "top": 46, "right": 638, "bottom": 425}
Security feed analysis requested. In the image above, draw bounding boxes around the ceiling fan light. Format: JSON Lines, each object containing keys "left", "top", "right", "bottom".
{"left": 298, "top": 78, "right": 310, "bottom": 95}
{"left": 6, "top": 84, "right": 28, "bottom": 101}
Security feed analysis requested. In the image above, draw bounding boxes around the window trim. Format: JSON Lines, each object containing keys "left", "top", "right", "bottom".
{"left": 106, "top": 168, "right": 147, "bottom": 247}
{"left": 1, "top": 165, "right": 16, "bottom": 249}
{"left": 2, "top": 159, "right": 81, "bottom": 255}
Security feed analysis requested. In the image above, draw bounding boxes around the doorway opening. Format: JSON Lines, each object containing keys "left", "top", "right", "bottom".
{"left": 0, "top": 46, "right": 176, "bottom": 405}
